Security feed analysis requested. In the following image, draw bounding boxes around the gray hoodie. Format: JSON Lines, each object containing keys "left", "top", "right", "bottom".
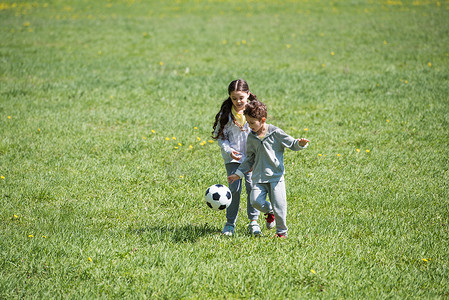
{"left": 235, "top": 124, "right": 306, "bottom": 183}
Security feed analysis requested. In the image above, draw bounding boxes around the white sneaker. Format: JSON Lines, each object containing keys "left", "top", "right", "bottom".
{"left": 248, "top": 221, "right": 262, "bottom": 236}
{"left": 222, "top": 225, "right": 234, "bottom": 236}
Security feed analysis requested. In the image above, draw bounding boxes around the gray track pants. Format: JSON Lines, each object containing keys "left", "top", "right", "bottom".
{"left": 225, "top": 163, "right": 260, "bottom": 227}
{"left": 250, "top": 180, "right": 288, "bottom": 235}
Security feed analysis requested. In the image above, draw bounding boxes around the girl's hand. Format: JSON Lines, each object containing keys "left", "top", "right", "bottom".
{"left": 230, "top": 151, "right": 242, "bottom": 161}
{"left": 228, "top": 174, "right": 240, "bottom": 184}
{"left": 298, "top": 138, "right": 310, "bottom": 147}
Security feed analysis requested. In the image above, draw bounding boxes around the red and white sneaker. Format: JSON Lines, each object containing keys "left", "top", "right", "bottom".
{"left": 265, "top": 212, "right": 275, "bottom": 229}
{"left": 274, "top": 233, "right": 287, "bottom": 238}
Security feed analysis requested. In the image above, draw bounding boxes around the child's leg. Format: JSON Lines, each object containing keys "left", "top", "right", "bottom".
{"left": 250, "top": 183, "right": 272, "bottom": 213}
{"left": 269, "top": 180, "right": 288, "bottom": 235}
{"left": 244, "top": 171, "right": 260, "bottom": 221}
{"left": 225, "top": 163, "right": 242, "bottom": 227}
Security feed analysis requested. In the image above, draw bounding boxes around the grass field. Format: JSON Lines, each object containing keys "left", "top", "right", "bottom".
{"left": 1, "top": 0, "right": 448, "bottom": 298}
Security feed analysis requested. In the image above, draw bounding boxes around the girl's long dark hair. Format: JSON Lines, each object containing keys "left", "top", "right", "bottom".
{"left": 212, "top": 79, "right": 258, "bottom": 140}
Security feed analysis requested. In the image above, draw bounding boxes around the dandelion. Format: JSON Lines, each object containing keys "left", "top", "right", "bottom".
{"left": 194, "top": 127, "right": 198, "bottom": 130}
{"left": 174, "top": 146, "right": 179, "bottom": 150}
{"left": 88, "top": 257, "right": 93, "bottom": 262}
{"left": 98, "top": 51, "right": 102, "bottom": 55}
{"left": 384, "top": 40, "right": 388, "bottom": 45}
{"left": 331, "top": 51, "right": 335, "bottom": 56}
{"left": 172, "top": 137, "right": 176, "bottom": 140}
{"left": 242, "top": 40, "right": 247, "bottom": 44}
{"left": 28, "top": 235, "right": 34, "bottom": 238}
{"left": 386, "top": 119, "right": 390, "bottom": 123}
{"left": 337, "top": 153, "right": 341, "bottom": 157}
{"left": 422, "top": 258, "right": 428, "bottom": 262}
{"left": 318, "top": 154, "right": 322, "bottom": 157}
{"left": 286, "top": 44, "right": 291, "bottom": 49}
{"left": 7, "top": 116, "right": 11, "bottom": 119}
{"left": 428, "top": 62, "right": 431, "bottom": 67}
{"left": 13, "top": 214, "right": 18, "bottom": 219}
{"left": 208, "top": 140, "right": 214, "bottom": 143}
{"left": 197, "top": 137, "right": 201, "bottom": 141}
{"left": 142, "top": 136, "right": 146, "bottom": 140}
{"left": 42, "top": 236, "right": 47, "bottom": 238}
{"left": 178, "top": 143, "right": 182, "bottom": 146}
{"left": 321, "top": 64, "right": 326, "bottom": 67}
{"left": 1, "top": 176, "right": 4, "bottom": 179}
{"left": 159, "top": 61, "right": 164, "bottom": 66}
{"left": 151, "top": 130, "right": 155, "bottom": 134}
{"left": 180, "top": 175, "right": 184, "bottom": 179}
{"left": 189, "top": 145, "right": 193, "bottom": 149}
{"left": 23, "top": 21, "right": 30, "bottom": 27}
{"left": 366, "top": 149, "right": 370, "bottom": 153}
{"left": 304, "top": 128, "right": 308, "bottom": 131}
{"left": 222, "top": 40, "right": 227, "bottom": 45}
{"left": 356, "top": 149, "right": 360, "bottom": 152}
{"left": 311, "top": 269, "right": 316, "bottom": 274}
{"left": 165, "top": 137, "right": 170, "bottom": 141}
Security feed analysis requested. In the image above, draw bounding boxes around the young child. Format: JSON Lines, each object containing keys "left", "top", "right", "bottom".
{"left": 212, "top": 79, "right": 262, "bottom": 236}
{"left": 228, "top": 100, "right": 309, "bottom": 238}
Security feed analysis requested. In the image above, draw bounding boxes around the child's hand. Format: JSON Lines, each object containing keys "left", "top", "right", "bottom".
{"left": 227, "top": 174, "right": 240, "bottom": 184}
{"left": 298, "top": 138, "right": 310, "bottom": 147}
{"left": 230, "top": 151, "right": 242, "bottom": 161}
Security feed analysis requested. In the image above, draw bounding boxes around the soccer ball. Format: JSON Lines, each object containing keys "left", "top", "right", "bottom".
{"left": 204, "top": 184, "right": 232, "bottom": 211}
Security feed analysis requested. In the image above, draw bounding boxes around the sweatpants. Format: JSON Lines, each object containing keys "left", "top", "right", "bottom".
{"left": 250, "top": 180, "right": 288, "bottom": 235}
{"left": 225, "top": 163, "right": 260, "bottom": 227}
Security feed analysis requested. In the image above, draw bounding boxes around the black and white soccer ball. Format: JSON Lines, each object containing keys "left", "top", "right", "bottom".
{"left": 204, "top": 184, "right": 232, "bottom": 211}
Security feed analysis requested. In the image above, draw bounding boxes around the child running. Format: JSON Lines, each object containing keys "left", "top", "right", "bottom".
{"left": 227, "top": 100, "right": 309, "bottom": 238}
{"left": 212, "top": 79, "right": 261, "bottom": 236}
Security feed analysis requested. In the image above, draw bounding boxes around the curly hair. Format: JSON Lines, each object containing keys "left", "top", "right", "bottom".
{"left": 243, "top": 100, "right": 267, "bottom": 120}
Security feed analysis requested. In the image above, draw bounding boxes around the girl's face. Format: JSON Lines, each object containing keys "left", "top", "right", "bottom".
{"left": 230, "top": 91, "right": 249, "bottom": 112}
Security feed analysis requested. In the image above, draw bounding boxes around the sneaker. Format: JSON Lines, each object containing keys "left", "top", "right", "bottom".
{"left": 265, "top": 212, "right": 276, "bottom": 229}
{"left": 222, "top": 225, "right": 234, "bottom": 236}
{"left": 248, "top": 221, "right": 262, "bottom": 236}
{"left": 274, "top": 233, "right": 287, "bottom": 238}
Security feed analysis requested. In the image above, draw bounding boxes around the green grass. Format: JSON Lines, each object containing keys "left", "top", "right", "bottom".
{"left": 1, "top": 0, "right": 448, "bottom": 298}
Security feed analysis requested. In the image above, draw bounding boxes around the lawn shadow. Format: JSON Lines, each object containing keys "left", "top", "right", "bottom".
{"left": 129, "top": 223, "right": 220, "bottom": 243}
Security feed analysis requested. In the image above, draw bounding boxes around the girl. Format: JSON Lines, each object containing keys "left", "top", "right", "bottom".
{"left": 212, "top": 79, "right": 261, "bottom": 236}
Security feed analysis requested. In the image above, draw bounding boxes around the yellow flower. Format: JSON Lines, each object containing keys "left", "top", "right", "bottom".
{"left": 422, "top": 258, "right": 428, "bottom": 262}
{"left": 23, "top": 21, "right": 30, "bottom": 27}
{"left": 174, "top": 146, "right": 178, "bottom": 150}
{"left": 194, "top": 127, "right": 198, "bottom": 130}
{"left": 159, "top": 61, "right": 164, "bottom": 66}
{"left": 13, "top": 214, "right": 18, "bottom": 219}
{"left": 318, "top": 154, "right": 322, "bottom": 157}
{"left": 386, "top": 119, "right": 390, "bottom": 123}
{"left": 28, "top": 235, "right": 34, "bottom": 238}
{"left": 151, "top": 130, "right": 155, "bottom": 134}
{"left": 428, "top": 62, "right": 431, "bottom": 67}
{"left": 337, "top": 153, "right": 341, "bottom": 157}
{"left": 172, "top": 137, "right": 176, "bottom": 140}
{"left": 142, "top": 136, "right": 146, "bottom": 140}
{"left": 331, "top": 51, "right": 335, "bottom": 56}
{"left": 165, "top": 137, "right": 170, "bottom": 141}
{"left": 311, "top": 269, "right": 316, "bottom": 274}
{"left": 42, "top": 235, "right": 47, "bottom": 238}
{"left": 178, "top": 143, "right": 182, "bottom": 146}
{"left": 1, "top": 176, "right": 4, "bottom": 179}
{"left": 180, "top": 175, "right": 184, "bottom": 179}
{"left": 189, "top": 145, "right": 193, "bottom": 149}
{"left": 384, "top": 40, "right": 388, "bottom": 45}
{"left": 366, "top": 149, "right": 370, "bottom": 153}
{"left": 304, "top": 128, "right": 308, "bottom": 131}
{"left": 197, "top": 137, "right": 201, "bottom": 141}
{"left": 286, "top": 44, "right": 291, "bottom": 49}
{"left": 356, "top": 149, "right": 360, "bottom": 152}
{"left": 208, "top": 140, "right": 214, "bottom": 143}
{"left": 88, "top": 257, "right": 93, "bottom": 262}
{"left": 7, "top": 116, "right": 11, "bottom": 119}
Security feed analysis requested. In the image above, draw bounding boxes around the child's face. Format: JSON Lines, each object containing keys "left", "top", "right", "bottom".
{"left": 246, "top": 115, "right": 266, "bottom": 134}
{"left": 230, "top": 91, "right": 249, "bottom": 111}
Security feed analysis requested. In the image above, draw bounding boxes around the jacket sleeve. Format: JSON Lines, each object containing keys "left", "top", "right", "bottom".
{"left": 276, "top": 128, "right": 307, "bottom": 151}
{"left": 235, "top": 136, "right": 255, "bottom": 178}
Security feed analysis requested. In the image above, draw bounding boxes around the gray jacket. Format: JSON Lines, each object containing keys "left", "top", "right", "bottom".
{"left": 235, "top": 124, "right": 306, "bottom": 183}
